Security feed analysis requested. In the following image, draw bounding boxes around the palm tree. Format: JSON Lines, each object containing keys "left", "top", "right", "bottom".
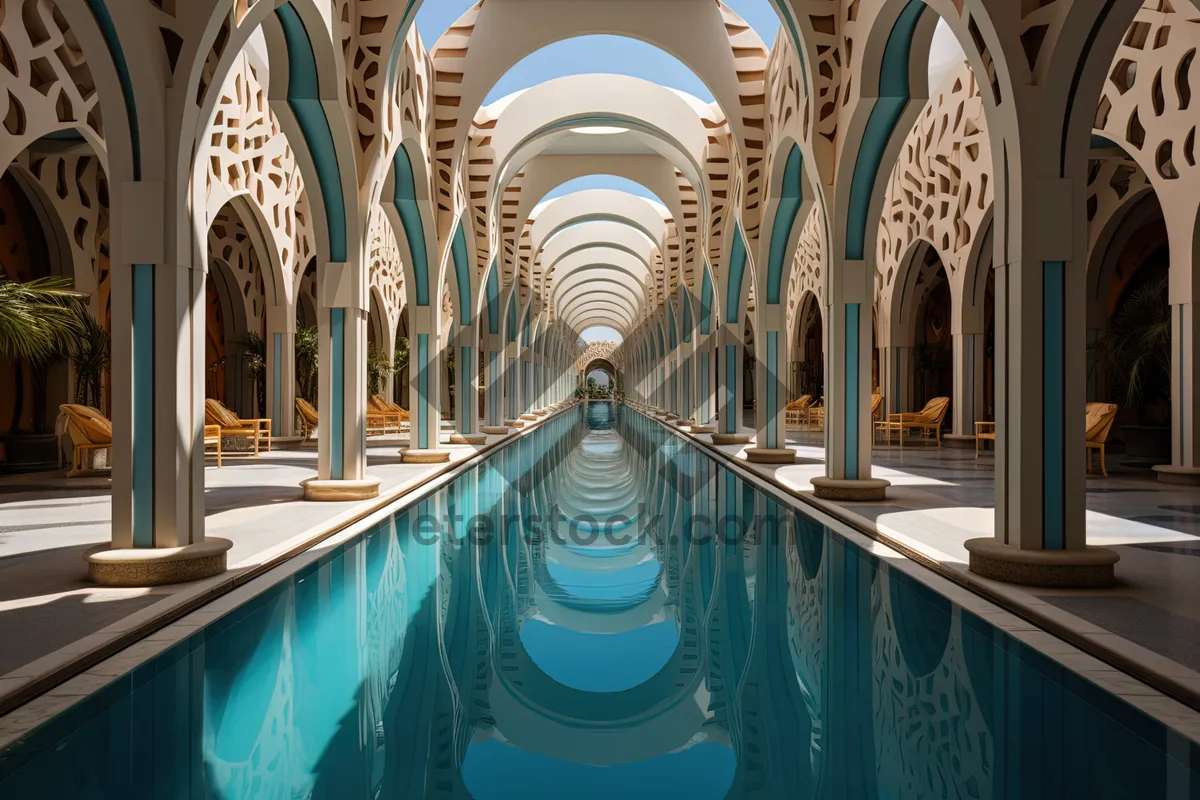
{"left": 242, "top": 332, "right": 266, "bottom": 417}
{"left": 0, "top": 276, "right": 86, "bottom": 434}
{"left": 294, "top": 326, "right": 319, "bottom": 404}
{"left": 1090, "top": 275, "right": 1171, "bottom": 425}
{"left": 68, "top": 306, "right": 110, "bottom": 409}
{"left": 0, "top": 276, "right": 84, "bottom": 364}
{"left": 366, "top": 342, "right": 393, "bottom": 396}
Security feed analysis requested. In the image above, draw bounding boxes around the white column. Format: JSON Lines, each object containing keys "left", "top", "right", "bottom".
{"left": 265, "top": 304, "right": 296, "bottom": 437}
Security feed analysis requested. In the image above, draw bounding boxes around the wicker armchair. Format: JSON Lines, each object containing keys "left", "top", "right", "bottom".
{"left": 784, "top": 395, "right": 812, "bottom": 426}
{"left": 205, "top": 398, "right": 269, "bottom": 455}
{"left": 57, "top": 404, "right": 112, "bottom": 476}
{"left": 295, "top": 398, "right": 319, "bottom": 439}
{"left": 369, "top": 395, "right": 409, "bottom": 432}
{"left": 1085, "top": 402, "right": 1119, "bottom": 476}
{"left": 881, "top": 396, "right": 950, "bottom": 447}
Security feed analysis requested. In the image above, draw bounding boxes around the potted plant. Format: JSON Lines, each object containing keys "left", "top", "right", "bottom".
{"left": 242, "top": 332, "right": 266, "bottom": 418}
{"left": 294, "top": 325, "right": 319, "bottom": 405}
{"left": 67, "top": 305, "right": 110, "bottom": 409}
{"left": 1089, "top": 275, "right": 1171, "bottom": 466}
{"left": 366, "top": 342, "right": 392, "bottom": 397}
{"left": 393, "top": 336, "right": 409, "bottom": 406}
{"left": 0, "top": 276, "right": 86, "bottom": 471}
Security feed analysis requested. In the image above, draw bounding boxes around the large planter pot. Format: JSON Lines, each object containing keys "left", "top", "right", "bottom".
{"left": 0, "top": 432, "right": 62, "bottom": 474}
{"left": 1118, "top": 425, "right": 1171, "bottom": 469}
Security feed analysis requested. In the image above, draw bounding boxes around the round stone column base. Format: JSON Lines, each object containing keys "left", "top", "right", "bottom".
{"left": 400, "top": 449, "right": 452, "bottom": 464}
{"left": 87, "top": 537, "right": 233, "bottom": 587}
{"left": 689, "top": 423, "right": 716, "bottom": 434}
{"left": 711, "top": 433, "right": 752, "bottom": 445}
{"left": 480, "top": 426, "right": 511, "bottom": 435}
{"left": 745, "top": 447, "right": 797, "bottom": 464}
{"left": 811, "top": 476, "right": 890, "bottom": 501}
{"left": 520, "top": 413, "right": 539, "bottom": 421}
{"left": 505, "top": 419, "right": 526, "bottom": 428}
{"left": 450, "top": 433, "right": 487, "bottom": 445}
{"left": 964, "top": 538, "right": 1119, "bottom": 588}
{"left": 302, "top": 477, "right": 382, "bottom": 501}
{"left": 1153, "top": 465, "right": 1200, "bottom": 486}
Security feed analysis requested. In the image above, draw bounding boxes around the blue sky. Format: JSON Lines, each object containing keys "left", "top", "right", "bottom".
{"left": 414, "top": 2, "right": 782, "bottom": 106}
{"left": 413, "top": 2, "right": 779, "bottom": 203}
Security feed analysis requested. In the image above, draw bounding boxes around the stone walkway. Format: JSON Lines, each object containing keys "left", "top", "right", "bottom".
{"left": 678, "top": 412, "right": 1200, "bottom": 705}
{"left": 0, "top": 412, "right": 570, "bottom": 713}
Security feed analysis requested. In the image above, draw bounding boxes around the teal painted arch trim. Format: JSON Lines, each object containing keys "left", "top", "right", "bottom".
{"left": 844, "top": 0, "right": 927, "bottom": 262}
{"left": 700, "top": 268, "right": 713, "bottom": 336}
{"left": 485, "top": 261, "right": 500, "bottom": 335}
{"left": 766, "top": 0, "right": 809, "bottom": 83}
{"left": 681, "top": 288, "right": 693, "bottom": 343}
{"left": 392, "top": 144, "right": 431, "bottom": 306}
{"left": 725, "top": 225, "right": 749, "bottom": 325}
{"left": 766, "top": 144, "right": 804, "bottom": 304}
{"left": 276, "top": 4, "right": 348, "bottom": 263}
{"left": 667, "top": 301, "right": 677, "bottom": 350}
{"left": 507, "top": 297, "right": 518, "bottom": 343}
{"left": 521, "top": 307, "right": 531, "bottom": 346}
{"left": 383, "top": 0, "right": 422, "bottom": 94}
{"left": 450, "top": 221, "right": 473, "bottom": 325}
{"left": 84, "top": 1, "right": 140, "bottom": 178}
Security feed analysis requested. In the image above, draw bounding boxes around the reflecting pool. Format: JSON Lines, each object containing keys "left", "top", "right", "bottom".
{"left": 0, "top": 401, "right": 1196, "bottom": 798}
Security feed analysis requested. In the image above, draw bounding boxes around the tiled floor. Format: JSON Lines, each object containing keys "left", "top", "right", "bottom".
{"left": 0, "top": 415, "right": 568, "bottom": 709}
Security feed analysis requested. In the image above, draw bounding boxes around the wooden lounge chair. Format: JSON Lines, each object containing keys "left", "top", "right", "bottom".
{"left": 975, "top": 420, "right": 996, "bottom": 457}
{"left": 804, "top": 397, "right": 826, "bottom": 432}
{"left": 871, "top": 392, "right": 885, "bottom": 422}
{"left": 785, "top": 395, "right": 812, "bottom": 426}
{"left": 205, "top": 398, "right": 270, "bottom": 455}
{"left": 295, "top": 398, "right": 319, "bottom": 439}
{"left": 369, "top": 395, "right": 408, "bottom": 432}
{"left": 57, "top": 404, "right": 112, "bottom": 476}
{"left": 204, "top": 424, "right": 223, "bottom": 467}
{"left": 881, "top": 396, "right": 950, "bottom": 447}
{"left": 1085, "top": 402, "right": 1119, "bottom": 477}
{"left": 976, "top": 403, "right": 1120, "bottom": 475}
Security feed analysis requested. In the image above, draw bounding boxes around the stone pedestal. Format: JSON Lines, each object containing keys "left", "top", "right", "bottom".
{"left": 450, "top": 433, "right": 487, "bottom": 445}
{"left": 480, "top": 426, "right": 511, "bottom": 435}
{"left": 302, "top": 477, "right": 383, "bottom": 501}
{"left": 1153, "top": 465, "right": 1200, "bottom": 486}
{"left": 711, "top": 433, "right": 751, "bottom": 446}
{"left": 87, "top": 537, "right": 234, "bottom": 587}
{"left": 810, "top": 476, "right": 889, "bottom": 501}
{"left": 745, "top": 448, "right": 797, "bottom": 464}
{"left": 505, "top": 419, "right": 526, "bottom": 428}
{"left": 400, "top": 449, "right": 452, "bottom": 464}
{"left": 941, "top": 433, "right": 978, "bottom": 450}
{"left": 964, "top": 538, "right": 1119, "bottom": 588}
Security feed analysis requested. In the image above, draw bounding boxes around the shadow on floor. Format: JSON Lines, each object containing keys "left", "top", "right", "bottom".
{"left": 203, "top": 484, "right": 304, "bottom": 515}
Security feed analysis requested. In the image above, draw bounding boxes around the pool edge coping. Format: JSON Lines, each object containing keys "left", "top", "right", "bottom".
{"left": 0, "top": 403, "right": 582, "bottom": 731}
{"left": 629, "top": 403, "right": 1200, "bottom": 744}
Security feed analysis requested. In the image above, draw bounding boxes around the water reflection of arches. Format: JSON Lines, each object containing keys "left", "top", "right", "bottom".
{"left": 460, "top": 408, "right": 730, "bottom": 777}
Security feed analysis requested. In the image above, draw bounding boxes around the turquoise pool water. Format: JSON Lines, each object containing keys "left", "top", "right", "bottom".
{"left": 1, "top": 401, "right": 1197, "bottom": 798}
